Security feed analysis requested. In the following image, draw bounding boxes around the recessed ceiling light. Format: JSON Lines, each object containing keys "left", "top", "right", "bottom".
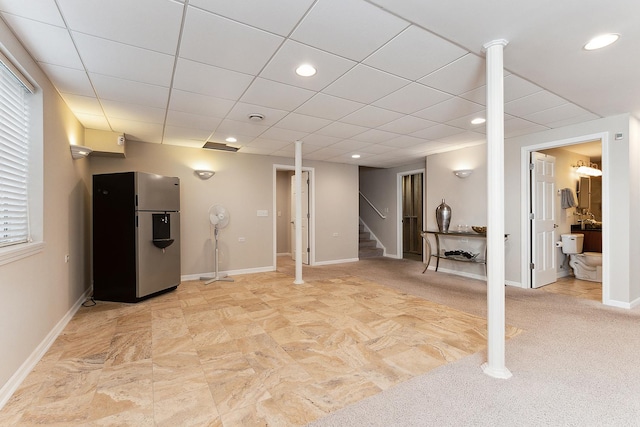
{"left": 584, "top": 33, "right": 620, "bottom": 51}
{"left": 351, "top": 154, "right": 361, "bottom": 159}
{"left": 225, "top": 137, "right": 237, "bottom": 143}
{"left": 471, "top": 117, "right": 486, "bottom": 125}
{"left": 295, "top": 63, "right": 316, "bottom": 77}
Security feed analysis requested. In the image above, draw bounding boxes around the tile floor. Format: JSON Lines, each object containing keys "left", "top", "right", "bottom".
{"left": 539, "top": 276, "right": 602, "bottom": 302}
{"left": 0, "top": 272, "right": 522, "bottom": 426}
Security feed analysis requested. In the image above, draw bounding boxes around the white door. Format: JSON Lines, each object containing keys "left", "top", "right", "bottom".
{"left": 290, "top": 171, "right": 309, "bottom": 264}
{"left": 531, "top": 152, "right": 557, "bottom": 288}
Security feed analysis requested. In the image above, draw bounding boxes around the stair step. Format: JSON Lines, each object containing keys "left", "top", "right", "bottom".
{"left": 359, "top": 239, "right": 376, "bottom": 248}
{"left": 359, "top": 247, "right": 383, "bottom": 258}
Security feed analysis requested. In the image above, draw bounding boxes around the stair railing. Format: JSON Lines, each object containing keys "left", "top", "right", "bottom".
{"left": 359, "top": 191, "right": 386, "bottom": 219}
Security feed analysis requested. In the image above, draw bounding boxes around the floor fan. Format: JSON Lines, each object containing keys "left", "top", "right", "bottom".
{"left": 200, "top": 204, "right": 234, "bottom": 284}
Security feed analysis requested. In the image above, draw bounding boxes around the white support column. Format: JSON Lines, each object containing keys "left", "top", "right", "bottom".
{"left": 294, "top": 140, "right": 304, "bottom": 285}
{"left": 481, "top": 39, "right": 512, "bottom": 379}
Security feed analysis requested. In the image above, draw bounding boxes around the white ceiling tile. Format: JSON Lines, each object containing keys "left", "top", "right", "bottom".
{"left": 169, "top": 90, "right": 236, "bottom": 118}
{"left": 295, "top": 93, "right": 364, "bottom": 121}
{"left": 214, "top": 119, "right": 269, "bottom": 138}
{"left": 0, "top": 0, "right": 65, "bottom": 25}
{"left": 259, "top": 127, "right": 308, "bottom": 142}
{"left": 173, "top": 58, "right": 254, "bottom": 100}
{"left": 373, "top": 83, "right": 451, "bottom": 114}
{"left": 544, "top": 112, "right": 599, "bottom": 129}
{"left": 238, "top": 146, "right": 277, "bottom": 156}
{"left": 504, "top": 74, "right": 543, "bottom": 102}
{"left": 364, "top": 25, "right": 467, "bottom": 80}
{"left": 259, "top": 40, "right": 356, "bottom": 91}
{"left": 301, "top": 134, "right": 342, "bottom": 147}
{"left": 445, "top": 111, "right": 487, "bottom": 133}
{"left": 504, "top": 90, "right": 567, "bottom": 117}
{"left": 245, "top": 138, "right": 291, "bottom": 150}
{"left": 101, "top": 100, "right": 166, "bottom": 124}
{"left": 1, "top": 15, "right": 83, "bottom": 68}
{"left": 226, "top": 102, "right": 288, "bottom": 126}
{"left": 74, "top": 33, "right": 174, "bottom": 86}
{"left": 436, "top": 130, "right": 485, "bottom": 145}
{"left": 90, "top": 74, "right": 170, "bottom": 107}
{"left": 39, "top": 63, "right": 94, "bottom": 97}
{"left": 523, "top": 103, "right": 591, "bottom": 126}
{"left": 350, "top": 129, "right": 399, "bottom": 144}
{"left": 413, "top": 97, "right": 484, "bottom": 122}
{"left": 331, "top": 139, "right": 371, "bottom": 151}
{"left": 74, "top": 112, "right": 110, "bottom": 130}
{"left": 240, "top": 78, "right": 315, "bottom": 111}
{"left": 189, "top": 0, "right": 314, "bottom": 36}
{"left": 180, "top": 7, "right": 283, "bottom": 74}
{"left": 163, "top": 125, "right": 213, "bottom": 143}
{"left": 340, "top": 106, "right": 403, "bottom": 128}
{"left": 459, "top": 85, "right": 485, "bottom": 104}
{"left": 378, "top": 135, "right": 424, "bottom": 148}
{"left": 304, "top": 146, "right": 350, "bottom": 161}
{"left": 378, "top": 115, "right": 436, "bottom": 134}
{"left": 315, "top": 122, "right": 368, "bottom": 139}
{"left": 60, "top": 93, "right": 103, "bottom": 115}
{"left": 419, "top": 53, "right": 485, "bottom": 95}
{"left": 410, "top": 124, "right": 465, "bottom": 140}
{"left": 274, "top": 113, "right": 332, "bottom": 133}
{"left": 291, "top": 0, "right": 408, "bottom": 62}
{"left": 207, "top": 130, "right": 255, "bottom": 145}
{"left": 108, "top": 119, "right": 163, "bottom": 143}
{"left": 359, "top": 143, "right": 394, "bottom": 154}
{"left": 165, "top": 110, "right": 222, "bottom": 131}
{"left": 323, "top": 65, "right": 409, "bottom": 104}
{"left": 58, "top": 0, "right": 183, "bottom": 54}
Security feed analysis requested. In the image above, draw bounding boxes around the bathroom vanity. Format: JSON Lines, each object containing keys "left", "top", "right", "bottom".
{"left": 571, "top": 225, "right": 602, "bottom": 252}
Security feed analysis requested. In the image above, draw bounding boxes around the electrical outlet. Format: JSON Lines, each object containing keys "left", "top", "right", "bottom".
{"left": 238, "top": 237, "right": 246, "bottom": 242}
{"left": 64, "top": 254, "right": 70, "bottom": 263}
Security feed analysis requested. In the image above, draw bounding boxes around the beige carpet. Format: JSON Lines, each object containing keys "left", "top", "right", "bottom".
{"left": 299, "top": 257, "right": 640, "bottom": 427}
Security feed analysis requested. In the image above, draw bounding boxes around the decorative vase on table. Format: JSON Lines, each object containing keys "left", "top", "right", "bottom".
{"left": 436, "top": 199, "right": 451, "bottom": 232}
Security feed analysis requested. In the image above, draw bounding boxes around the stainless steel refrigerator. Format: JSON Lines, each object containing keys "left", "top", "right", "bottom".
{"left": 93, "top": 172, "right": 181, "bottom": 302}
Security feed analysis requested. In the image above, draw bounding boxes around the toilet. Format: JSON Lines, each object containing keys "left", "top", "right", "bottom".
{"left": 560, "top": 234, "right": 602, "bottom": 282}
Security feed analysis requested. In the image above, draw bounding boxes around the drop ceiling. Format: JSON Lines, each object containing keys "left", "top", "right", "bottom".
{"left": 0, "top": 0, "right": 636, "bottom": 168}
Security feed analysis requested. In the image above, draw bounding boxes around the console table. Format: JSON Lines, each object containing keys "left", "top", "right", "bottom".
{"left": 421, "top": 230, "right": 508, "bottom": 273}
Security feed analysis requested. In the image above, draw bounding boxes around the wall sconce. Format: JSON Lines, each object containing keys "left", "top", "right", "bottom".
{"left": 70, "top": 144, "right": 92, "bottom": 159}
{"left": 453, "top": 169, "right": 473, "bottom": 179}
{"left": 194, "top": 170, "right": 215, "bottom": 180}
{"left": 573, "top": 160, "right": 602, "bottom": 177}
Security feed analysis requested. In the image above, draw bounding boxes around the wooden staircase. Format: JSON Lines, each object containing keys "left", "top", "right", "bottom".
{"left": 359, "top": 223, "right": 383, "bottom": 258}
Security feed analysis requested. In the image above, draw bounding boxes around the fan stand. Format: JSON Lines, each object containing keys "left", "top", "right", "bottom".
{"left": 200, "top": 226, "right": 234, "bottom": 284}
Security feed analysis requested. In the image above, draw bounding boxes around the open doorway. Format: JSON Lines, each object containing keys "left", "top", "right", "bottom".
{"left": 522, "top": 134, "right": 607, "bottom": 302}
{"left": 397, "top": 169, "right": 425, "bottom": 261}
{"left": 274, "top": 165, "right": 314, "bottom": 269}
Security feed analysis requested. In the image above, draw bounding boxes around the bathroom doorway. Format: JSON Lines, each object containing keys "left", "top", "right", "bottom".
{"left": 397, "top": 169, "right": 425, "bottom": 262}
{"left": 522, "top": 134, "right": 606, "bottom": 302}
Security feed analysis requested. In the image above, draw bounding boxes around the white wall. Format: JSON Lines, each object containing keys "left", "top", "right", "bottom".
{"left": 425, "top": 143, "right": 487, "bottom": 277}
{"left": 0, "top": 21, "right": 90, "bottom": 397}
{"left": 88, "top": 140, "right": 359, "bottom": 275}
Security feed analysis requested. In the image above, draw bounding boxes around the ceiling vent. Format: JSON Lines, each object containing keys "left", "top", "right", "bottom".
{"left": 248, "top": 113, "right": 264, "bottom": 121}
{"left": 202, "top": 141, "right": 239, "bottom": 152}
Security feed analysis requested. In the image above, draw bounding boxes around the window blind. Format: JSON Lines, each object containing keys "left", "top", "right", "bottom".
{"left": 0, "top": 60, "right": 30, "bottom": 248}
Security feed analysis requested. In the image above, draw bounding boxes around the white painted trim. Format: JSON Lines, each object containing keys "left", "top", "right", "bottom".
{"left": 0, "top": 241, "right": 45, "bottom": 266}
{"left": 505, "top": 279, "right": 523, "bottom": 288}
{"left": 519, "top": 132, "right": 610, "bottom": 305}
{"left": 276, "top": 252, "right": 291, "bottom": 257}
{"left": 181, "top": 265, "right": 275, "bottom": 282}
{"left": 396, "top": 168, "right": 425, "bottom": 261}
{"left": 272, "top": 164, "right": 316, "bottom": 267}
{"left": 604, "top": 298, "right": 639, "bottom": 310}
{"left": 0, "top": 285, "right": 92, "bottom": 410}
{"left": 315, "top": 257, "right": 359, "bottom": 266}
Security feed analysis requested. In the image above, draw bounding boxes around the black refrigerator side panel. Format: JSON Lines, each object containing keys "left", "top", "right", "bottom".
{"left": 93, "top": 172, "right": 137, "bottom": 302}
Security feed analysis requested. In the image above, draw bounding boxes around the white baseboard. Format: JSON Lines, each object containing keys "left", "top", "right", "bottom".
{"left": 314, "top": 258, "right": 359, "bottom": 266}
{"left": 505, "top": 279, "right": 524, "bottom": 288}
{"left": 0, "top": 286, "right": 93, "bottom": 410}
{"left": 181, "top": 265, "right": 275, "bottom": 282}
{"left": 603, "top": 296, "right": 640, "bottom": 310}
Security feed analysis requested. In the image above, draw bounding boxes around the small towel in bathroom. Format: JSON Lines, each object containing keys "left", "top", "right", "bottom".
{"left": 560, "top": 188, "right": 577, "bottom": 209}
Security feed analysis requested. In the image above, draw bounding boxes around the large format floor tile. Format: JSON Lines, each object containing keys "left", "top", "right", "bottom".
{"left": 1, "top": 272, "right": 522, "bottom": 426}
